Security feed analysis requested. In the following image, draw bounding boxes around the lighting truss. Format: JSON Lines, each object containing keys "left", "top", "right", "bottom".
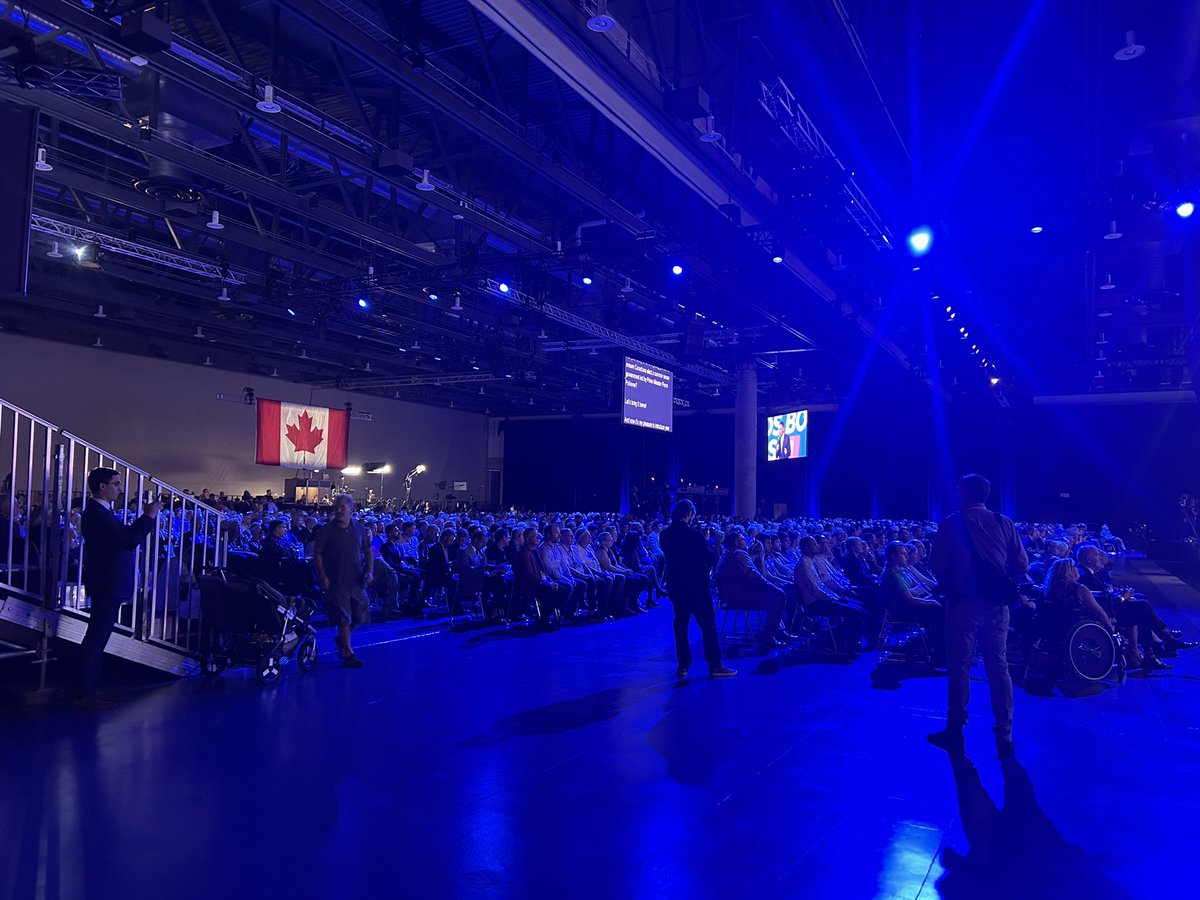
{"left": 0, "top": 64, "right": 125, "bottom": 99}
{"left": 758, "top": 78, "right": 892, "bottom": 251}
{"left": 319, "top": 372, "right": 498, "bottom": 390}
{"left": 481, "top": 278, "right": 734, "bottom": 385}
{"left": 31, "top": 215, "right": 248, "bottom": 284}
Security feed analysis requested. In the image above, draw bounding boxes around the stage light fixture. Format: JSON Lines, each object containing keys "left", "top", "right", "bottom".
{"left": 1176, "top": 201, "right": 1195, "bottom": 219}
{"left": 193, "top": 326, "right": 205, "bottom": 339}
{"left": 671, "top": 264, "right": 684, "bottom": 276}
{"left": 216, "top": 286, "right": 231, "bottom": 302}
{"left": 1099, "top": 274, "right": 1116, "bottom": 291}
{"left": 498, "top": 282, "right": 510, "bottom": 293}
{"left": 342, "top": 465, "right": 363, "bottom": 476}
{"left": 92, "top": 336, "right": 103, "bottom": 348}
{"left": 989, "top": 376, "right": 1001, "bottom": 386}
{"left": 416, "top": 168, "right": 436, "bottom": 191}
{"left": 34, "top": 147, "right": 53, "bottom": 172}
{"left": 93, "top": 304, "right": 106, "bottom": 318}
{"left": 75, "top": 243, "right": 101, "bottom": 269}
{"left": 256, "top": 84, "right": 281, "bottom": 114}
{"left": 1030, "top": 225, "right": 1043, "bottom": 234}
{"left": 451, "top": 297, "right": 463, "bottom": 311}
{"left": 270, "top": 368, "right": 279, "bottom": 378}
{"left": 203, "top": 356, "right": 213, "bottom": 366}
{"left": 621, "top": 277, "right": 634, "bottom": 293}
{"left": 906, "top": 225, "right": 933, "bottom": 257}
{"left": 46, "top": 242, "right": 64, "bottom": 259}
{"left": 206, "top": 210, "right": 224, "bottom": 230}
{"left": 129, "top": 54, "right": 149, "bottom": 67}
{"left": 358, "top": 297, "right": 369, "bottom": 308}
{"left": 581, "top": 262, "right": 594, "bottom": 285}
{"left": 286, "top": 308, "right": 296, "bottom": 316}
{"left": 1103, "top": 220, "right": 1122, "bottom": 240}
{"left": 428, "top": 292, "right": 439, "bottom": 301}
{"left": 698, "top": 116, "right": 721, "bottom": 142}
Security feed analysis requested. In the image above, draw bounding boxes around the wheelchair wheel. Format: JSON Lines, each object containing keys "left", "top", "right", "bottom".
{"left": 257, "top": 655, "right": 282, "bottom": 685}
{"left": 296, "top": 635, "right": 318, "bottom": 672}
{"left": 1066, "top": 620, "right": 1116, "bottom": 682}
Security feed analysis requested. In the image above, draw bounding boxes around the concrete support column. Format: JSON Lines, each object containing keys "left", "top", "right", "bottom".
{"left": 733, "top": 361, "right": 757, "bottom": 519}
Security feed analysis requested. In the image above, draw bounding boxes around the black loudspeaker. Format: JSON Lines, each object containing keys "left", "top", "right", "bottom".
{"left": 0, "top": 103, "right": 37, "bottom": 296}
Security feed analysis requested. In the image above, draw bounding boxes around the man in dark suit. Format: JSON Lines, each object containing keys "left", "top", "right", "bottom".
{"left": 77, "top": 467, "right": 160, "bottom": 709}
{"left": 659, "top": 499, "right": 736, "bottom": 679}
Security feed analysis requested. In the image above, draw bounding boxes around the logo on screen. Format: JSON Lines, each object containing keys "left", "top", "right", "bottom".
{"left": 766, "top": 410, "right": 808, "bottom": 461}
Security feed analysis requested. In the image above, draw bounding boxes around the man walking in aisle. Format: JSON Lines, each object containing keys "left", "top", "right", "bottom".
{"left": 659, "top": 499, "right": 736, "bottom": 679}
{"left": 928, "top": 474, "right": 1028, "bottom": 759}
{"left": 314, "top": 494, "right": 374, "bottom": 667}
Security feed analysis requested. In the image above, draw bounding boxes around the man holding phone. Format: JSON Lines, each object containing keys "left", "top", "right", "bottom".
{"left": 76, "top": 467, "right": 160, "bottom": 709}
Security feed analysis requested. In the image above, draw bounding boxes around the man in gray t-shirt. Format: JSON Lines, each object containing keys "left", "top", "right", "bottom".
{"left": 314, "top": 494, "right": 374, "bottom": 668}
{"left": 927, "top": 474, "right": 1028, "bottom": 759}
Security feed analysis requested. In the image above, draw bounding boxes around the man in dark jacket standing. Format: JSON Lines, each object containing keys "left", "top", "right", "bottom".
{"left": 928, "top": 474, "right": 1028, "bottom": 759}
{"left": 77, "top": 467, "right": 160, "bottom": 708}
{"left": 659, "top": 500, "right": 736, "bottom": 679}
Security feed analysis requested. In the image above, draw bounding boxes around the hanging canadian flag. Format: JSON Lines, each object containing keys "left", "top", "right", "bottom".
{"left": 255, "top": 399, "right": 349, "bottom": 468}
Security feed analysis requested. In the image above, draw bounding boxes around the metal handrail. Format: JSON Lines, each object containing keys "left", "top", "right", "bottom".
{"left": 1, "top": 395, "right": 227, "bottom": 660}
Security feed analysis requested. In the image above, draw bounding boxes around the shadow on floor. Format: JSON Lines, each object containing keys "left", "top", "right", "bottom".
{"left": 485, "top": 680, "right": 667, "bottom": 738}
{"left": 935, "top": 756, "right": 1131, "bottom": 900}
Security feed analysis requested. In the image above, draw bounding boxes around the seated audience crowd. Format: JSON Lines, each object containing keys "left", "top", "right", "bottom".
{"left": 3, "top": 481, "right": 1194, "bottom": 673}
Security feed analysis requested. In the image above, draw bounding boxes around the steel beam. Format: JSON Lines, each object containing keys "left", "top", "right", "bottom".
{"left": 274, "top": 0, "right": 651, "bottom": 236}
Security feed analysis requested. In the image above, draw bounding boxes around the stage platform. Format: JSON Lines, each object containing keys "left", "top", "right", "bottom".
{"left": 2, "top": 559, "right": 1197, "bottom": 899}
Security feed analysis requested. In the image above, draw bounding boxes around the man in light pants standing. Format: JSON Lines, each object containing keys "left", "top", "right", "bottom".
{"left": 927, "top": 474, "right": 1028, "bottom": 759}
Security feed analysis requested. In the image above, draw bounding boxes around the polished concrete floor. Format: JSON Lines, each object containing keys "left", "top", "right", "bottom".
{"left": 2, "top": 559, "right": 1197, "bottom": 900}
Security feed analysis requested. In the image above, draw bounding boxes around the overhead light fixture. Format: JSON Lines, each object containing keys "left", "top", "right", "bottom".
{"left": 410, "top": 50, "right": 426, "bottom": 73}
{"left": 832, "top": 254, "right": 847, "bottom": 271}
{"left": 1030, "top": 225, "right": 1043, "bottom": 234}
{"left": 416, "top": 168, "right": 436, "bottom": 192}
{"left": 989, "top": 376, "right": 1001, "bottom": 386}
{"left": 906, "top": 225, "right": 934, "bottom": 257}
{"left": 193, "top": 325, "right": 205, "bottom": 339}
{"left": 270, "top": 368, "right": 279, "bottom": 377}
{"left": 587, "top": 0, "right": 616, "bottom": 32}
{"left": 1096, "top": 332, "right": 1109, "bottom": 345}
{"left": 698, "top": 115, "right": 721, "bottom": 142}
{"left": 299, "top": 348, "right": 308, "bottom": 359}
{"left": 1098, "top": 309, "right": 1114, "bottom": 318}
{"left": 342, "top": 465, "right": 362, "bottom": 476}
{"left": 206, "top": 210, "right": 224, "bottom": 230}
{"left": 216, "top": 286, "right": 231, "bottom": 302}
{"left": 671, "top": 264, "right": 684, "bottom": 276}
{"left": 451, "top": 297, "right": 463, "bottom": 311}
{"left": 129, "top": 54, "right": 149, "bottom": 67}
{"left": 34, "top": 147, "right": 53, "bottom": 172}
{"left": 1103, "top": 220, "right": 1122, "bottom": 240}
{"left": 452, "top": 202, "right": 466, "bottom": 220}
{"left": 528, "top": 396, "right": 534, "bottom": 406}
{"left": 93, "top": 304, "right": 106, "bottom": 318}
{"left": 202, "top": 355, "right": 213, "bottom": 366}
{"left": 363, "top": 362, "right": 372, "bottom": 373}
{"left": 1176, "top": 201, "right": 1195, "bottom": 219}
{"left": 286, "top": 308, "right": 296, "bottom": 316}
{"left": 581, "top": 262, "right": 594, "bottom": 285}
{"left": 478, "top": 386, "right": 485, "bottom": 395}
{"left": 358, "top": 297, "right": 369, "bottom": 308}
{"left": 1099, "top": 274, "right": 1116, "bottom": 291}
{"left": 1114, "top": 30, "right": 1145, "bottom": 61}
{"left": 256, "top": 83, "right": 281, "bottom": 114}
{"left": 498, "top": 282, "right": 510, "bottom": 293}
{"left": 538, "top": 328, "right": 548, "bottom": 339}
{"left": 75, "top": 243, "right": 101, "bottom": 269}
{"left": 411, "top": 340, "right": 420, "bottom": 350}
{"left": 92, "top": 336, "right": 103, "bottom": 348}
{"left": 46, "top": 242, "right": 64, "bottom": 259}
{"left": 588, "top": 347, "right": 599, "bottom": 356}
{"left": 621, "top": 277, "right": 634, "bottom": 293}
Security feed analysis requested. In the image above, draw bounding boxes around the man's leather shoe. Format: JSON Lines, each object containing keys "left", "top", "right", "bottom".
{"left": 927, "top": 728, "right": 965, "bottom": 754}
{"left": 675, "top": 667, "right": 689, "bottom": 679}
{"left": 1166, "top": 636, "right": 1197, "bottom": 650}
{"left": 1143, "top": 657, "right": 1172, "bottom": 671}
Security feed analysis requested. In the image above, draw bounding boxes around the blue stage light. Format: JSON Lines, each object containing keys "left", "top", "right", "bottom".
{"left": 498, "top": 282, "right": 510, "bottom": 293}
{"left": 772, "top": 254, "right": 783, "bottom": 265}
{"left": 1176, "top": 201, "right": 1195, "bottom": 219}
{"left": 286, "top": 308, "right": 296, "bottom": 316}
{"left": 428, "top": 293, "right": 439, "bottom": 301}
{"left": 1030, "top": 225, "right": 1044, "bottom": 234}
{"left": 671, "top": 264, "right": 683, "bottom": 276}
{"left": 906, "top": 225, "right": 933, "bottom": 257}
{"left": 357, "top": 297, "right": 368, "bottom": 308}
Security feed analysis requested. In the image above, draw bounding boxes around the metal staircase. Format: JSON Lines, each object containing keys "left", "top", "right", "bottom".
{"left": 1, "top": 397, "right": 228, "bottom": 685}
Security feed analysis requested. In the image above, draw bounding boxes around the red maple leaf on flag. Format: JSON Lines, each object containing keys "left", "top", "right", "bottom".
{"left": 285, "top": 411, "right": 324, "bottom": 455}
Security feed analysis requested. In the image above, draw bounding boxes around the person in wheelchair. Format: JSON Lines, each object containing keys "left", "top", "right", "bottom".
{"left": 1039, "top": 558, "right": 1115, "bottom": 637}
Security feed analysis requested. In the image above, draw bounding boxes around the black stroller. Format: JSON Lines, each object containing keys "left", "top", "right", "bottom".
{"left": 198, "top": 567, "right": 318, "bottom": 684}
